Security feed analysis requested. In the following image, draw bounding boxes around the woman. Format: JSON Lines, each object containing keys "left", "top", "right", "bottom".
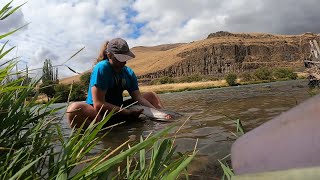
{"left": 67, "top": 38, "right": 166, "bottom": 128}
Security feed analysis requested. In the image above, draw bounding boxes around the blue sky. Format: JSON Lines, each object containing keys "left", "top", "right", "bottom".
{"left": 1, "top": 0, "right": 320, "bottom": 78}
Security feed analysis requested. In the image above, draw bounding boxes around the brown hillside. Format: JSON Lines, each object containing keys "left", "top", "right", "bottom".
{"left": 59, "top": 74, "right": 81, "bottom": 84}
{"left": 60, "top": 31, "right": 319, "bottom": 84}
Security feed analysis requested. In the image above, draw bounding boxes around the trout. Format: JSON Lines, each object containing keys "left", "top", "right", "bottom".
{"left": 128, "top": 105, "right": 182, "bottom": 121}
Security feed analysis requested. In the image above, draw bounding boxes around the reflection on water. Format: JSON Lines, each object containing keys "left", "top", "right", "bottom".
{"left": 56, "top": 80, "right": 312, "bottom": 178}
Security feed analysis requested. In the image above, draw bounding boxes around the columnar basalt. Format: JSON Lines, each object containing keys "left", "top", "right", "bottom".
{"left": 138, "top": 32, "right": 320, "bottom": 79}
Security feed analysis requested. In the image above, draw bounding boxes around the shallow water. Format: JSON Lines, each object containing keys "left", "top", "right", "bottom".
{"left": 55, "top": 79, "right": 312, "bottom": 178}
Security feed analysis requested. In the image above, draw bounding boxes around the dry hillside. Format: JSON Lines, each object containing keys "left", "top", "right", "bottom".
{"left": 60, "top": 31, "right": 319, "bottom": 84}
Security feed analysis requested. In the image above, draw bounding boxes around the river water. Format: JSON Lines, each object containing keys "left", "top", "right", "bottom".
{"left": 55, "top": 79, "right": 313, "bottom": 179}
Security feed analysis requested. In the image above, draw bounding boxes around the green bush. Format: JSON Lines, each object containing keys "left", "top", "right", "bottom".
{"left": 54, "top": 82, "right": 86, "bottom": 102}
{"left": 80, "top": 71, "right": 91, "bottom": 86}
{"left": 272, "top": 68, "right": 297, "bottom": 80}
{"left": 254, "top": 67, "right": 272, "bottom": 80}
{"left": 225, "top": 73, "right": 237, "bottom": 86}
{"left": 150, "top": 76, "right": 174, "bottom": 85}
{"left": 150, "top": 79, "right": 161, "bottom": 85}
{"left": 39, "top": 80, "right": 57, "bottom": 100}
{"left": 159, "top": 76, "right": 174, "bottom": 84}
{"left": 54, "top": 83, "right": 70, "bottom": 102}
{"left": 69, "top": 82, "right": 87, "bottom": 101}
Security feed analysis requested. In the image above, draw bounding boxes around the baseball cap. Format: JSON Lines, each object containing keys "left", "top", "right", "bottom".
{"left": 106, "top": 38, "right": 135, "bottom": 62}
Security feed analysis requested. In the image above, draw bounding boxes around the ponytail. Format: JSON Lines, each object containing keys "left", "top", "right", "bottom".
{"left": 95, "top": 41, "right": 109, "bottom": 64}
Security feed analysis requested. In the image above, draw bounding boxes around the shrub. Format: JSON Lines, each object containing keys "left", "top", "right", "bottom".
{"left": 254, "top": 67, "right": 272, "bottom": 80}
{"left": 272, "top": 68, "right": 297, "bottom": 80}
{"left": 54, "top": 82, "right": 86, "bottom": 102}
{"left": 159, "top": 76, "right": 174, "bottom": 84}
{"left": 150, "top": 79, "right": 161, "bottom": 85}
{"left": 80, "top": 71, "right": 91, "bottom": 85}
{"left": 69, "top": 82, "right": 87, "bottom": 101}
{"left": 39, "top": 80, "right": 57, "bottom": 100}
{"left": 54, "top": 83, "right": 70, "bottom": 102}
{"left": 225, "top": 73, "right": 237, "bottom": 86}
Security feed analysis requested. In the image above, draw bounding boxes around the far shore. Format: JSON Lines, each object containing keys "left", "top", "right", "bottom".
{"left": 37, "top": 77, "right": 308, "bottom": 103}
{"left": 135, "top": 72, "right": 308, "bottom": 94}
{"left": 139, "top": 80, "right": 228, "bottom": 93}
{"left": 125, "top": 77, "right": 306, "bottom": 96}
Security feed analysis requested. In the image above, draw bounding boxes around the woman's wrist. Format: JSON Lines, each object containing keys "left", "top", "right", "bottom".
{"left": 121, "top": 108, "right": 131, "bottom": 115}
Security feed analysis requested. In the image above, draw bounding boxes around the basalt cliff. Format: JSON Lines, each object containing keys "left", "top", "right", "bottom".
{"left": 129, "top": 31, "right": 319, "bottom": 79}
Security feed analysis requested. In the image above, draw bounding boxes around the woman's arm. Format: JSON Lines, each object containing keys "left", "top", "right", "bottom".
{"left": 92, "top": 86, "right": 129, "bottom": 116}
{"left": 130, "top": 90, "right": 156, "bottom": 108}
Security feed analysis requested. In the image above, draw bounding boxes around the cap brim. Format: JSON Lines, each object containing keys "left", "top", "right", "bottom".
{"left": 114, "top": 50, "right": 135, "bottom": 62}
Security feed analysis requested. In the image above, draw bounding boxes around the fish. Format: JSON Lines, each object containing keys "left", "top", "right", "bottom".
{"left": 128, "top": 105, "right": 183, "bottom": 122}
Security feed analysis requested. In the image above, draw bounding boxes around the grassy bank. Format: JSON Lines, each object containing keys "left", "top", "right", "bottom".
{"left": 135, "top": 77, "right": 306, "bottom": 95}
{"left": 138, "top": 80, "right": 228, "bottom": 94}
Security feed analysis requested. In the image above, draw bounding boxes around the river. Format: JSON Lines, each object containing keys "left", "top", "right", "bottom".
{"left": 55, "top": 79, "right": 313, "bottom": 178}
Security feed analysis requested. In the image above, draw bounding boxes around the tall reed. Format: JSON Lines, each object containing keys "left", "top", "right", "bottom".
{"left": 0, "top": 1, "right": 195, "bottom": 179}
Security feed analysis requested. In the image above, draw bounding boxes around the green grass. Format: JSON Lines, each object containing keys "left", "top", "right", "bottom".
{"left": 153, "top": 85, "right": 226, "bottom": 94}
{"left": 217, "top": 116, "right": 246, "bottom": 180}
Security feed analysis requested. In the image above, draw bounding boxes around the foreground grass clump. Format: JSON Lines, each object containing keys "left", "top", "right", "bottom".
{"left": 0, "top": 1, "right": 195, "bottom": 179}
{"left": 218, "top": 118, "right": 246, "bottom": 180}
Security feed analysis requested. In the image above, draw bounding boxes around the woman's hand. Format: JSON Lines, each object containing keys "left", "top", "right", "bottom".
{"left": 127, "top": 108, "right": 144, "bottom": 119}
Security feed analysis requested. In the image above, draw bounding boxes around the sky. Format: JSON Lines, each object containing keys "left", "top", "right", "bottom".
{"left": 1, "top": 0, "right": 320, "bottom": 78}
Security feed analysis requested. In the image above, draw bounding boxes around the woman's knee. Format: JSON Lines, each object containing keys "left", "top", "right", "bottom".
{"left": 66, "top": 102, "right": 84, "bottom": 123}
{"left": 67, "top": 102, "right": 82, "bottom": 112}
{"left": 66, "top": 102, "right": 100, "bottom": 127}
{"left": 143, "top": 91, "right": 157, "bottom": 100}
{"left": 142, "top": 91, "right": 163, "bottom": 108}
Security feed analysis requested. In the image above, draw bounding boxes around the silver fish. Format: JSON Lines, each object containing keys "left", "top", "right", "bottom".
{"left": 128, "top": 105, "right": 183, "bottom": 122}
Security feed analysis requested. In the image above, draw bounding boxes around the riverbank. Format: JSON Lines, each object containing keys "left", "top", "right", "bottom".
{"left": 38, "top": 77, "right": 309, "bottom": 102}
{"left": 136, "top": 77, "right": 307, "bottom": 94}
{"left": 136, "top": 71, "right": 307, "bottom": 94}
{"left": 138, "top": 80, "right": 228, "bottom": 94}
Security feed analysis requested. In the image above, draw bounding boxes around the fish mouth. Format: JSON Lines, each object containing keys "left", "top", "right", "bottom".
{"left": 150, "top": 114, "right": 183, "bottom": 122}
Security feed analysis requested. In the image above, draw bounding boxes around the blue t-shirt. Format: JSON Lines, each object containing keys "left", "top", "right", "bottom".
{"left": 86, "top": 60, "right": 139, "bottom": 106}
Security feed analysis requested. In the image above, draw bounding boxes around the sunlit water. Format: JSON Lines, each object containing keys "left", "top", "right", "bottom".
{"left": 54, "top": 79, "right": 312, "bottom": 178}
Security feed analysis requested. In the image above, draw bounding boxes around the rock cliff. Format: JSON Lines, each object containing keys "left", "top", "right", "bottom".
{"left": 138, "top": 32, "right": 320, "bottom": 79}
